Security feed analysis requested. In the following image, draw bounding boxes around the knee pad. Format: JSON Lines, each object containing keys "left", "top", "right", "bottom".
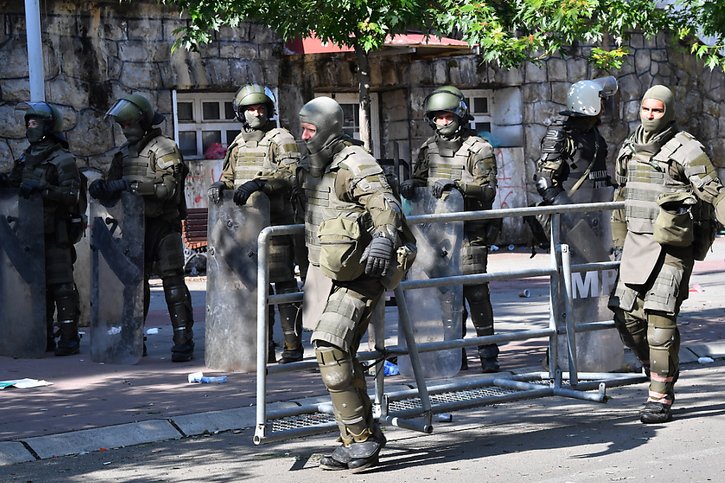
{"left": 51, "top": 282, "right": 78, "bottom": 321}
{"left": 312, "top": 287, "right": 367, "bottom": 353}
{"left": 163, "top": 276, "right": 188, "bottom": 305}
{"left": 315, "top": 344, "right": 354, "bottom": 392}
{"left": 463, "top": 284, "right": 490, "bottom": 303}
{"left": 156, "top": 232, "right": 185, "bottom": 277}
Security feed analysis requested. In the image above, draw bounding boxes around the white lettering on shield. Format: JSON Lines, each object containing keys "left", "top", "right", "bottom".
{"left": 572, "top": 269, "right": 618, "bottom": 299}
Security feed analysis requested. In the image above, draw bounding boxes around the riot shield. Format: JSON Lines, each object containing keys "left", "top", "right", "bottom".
{"left": 558, "top": 184, "right": 623, "bottom": 372}
{"left": 398, "top": 187, "right": 464, "bottom": 379}
{"left": 90, "top": 192, "right": 145, "bottom": 364}
{"left": 205, "top": 190, "right": 270, "bottom": 372}
{"left": 0, "top": 189, "right": 46, "bottom": 358}
{"left": 74, "top": 168, "right": 103, "bottom": 328}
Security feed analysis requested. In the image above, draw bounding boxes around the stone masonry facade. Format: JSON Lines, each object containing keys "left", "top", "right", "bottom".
{"left": 1, "top": 0, "right": 724, "bottom": 243}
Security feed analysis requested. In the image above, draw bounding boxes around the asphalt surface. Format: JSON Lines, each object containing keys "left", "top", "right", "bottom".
{"left": 1, "top": 239, "right": 725, "bottom": 480}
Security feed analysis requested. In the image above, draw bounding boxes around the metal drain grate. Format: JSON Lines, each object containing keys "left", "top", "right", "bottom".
{"left": 390, "top": 386, "right": 520, "bottom": 412}
{"left": 270, "top": 412, "right": 336, "bottom": 432}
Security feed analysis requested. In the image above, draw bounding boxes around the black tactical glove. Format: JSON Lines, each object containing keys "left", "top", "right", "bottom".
{"left": 106, "top": 179, "right": 130, "bottom": 194}
{"left": 19, "top": 179, "right": 47, "bottom": 198}
{"left": 233, "top": 179, "right": 265, "bottom": 206}
{"left": 399, "top": 179, "right": 418, "bottom": 200}
{"left": 361, "top": 235, "right": 395, "bottom": 277}
{"left": 208, "top": 181, "right": 225, "bottom": 205}
{"left": 534, "top": 174, "right": 563, "bottom": 204}
{"left": 88, "top": 179, "right": 107, "bottom": 200}
{"left": 432, "top": 179, "right": 457, "bottom": 199}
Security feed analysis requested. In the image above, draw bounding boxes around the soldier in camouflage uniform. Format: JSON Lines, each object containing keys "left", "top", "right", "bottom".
{"left": 0, "top": 102, "right": 82, "bottom": 356}
{"left": 400, "top": 86, "right": 500, "bottom": 373}
{"left": 609, "top": 85, "right": 725, "bottom": 423}
{"left": 207, "top": 84, "right": 304, "bottom": 364}
{"left": 235, "top": 96, "right": 413, "bottom": 471}
{"left": 89, "top": 94, "right": 194, "bottom": 362}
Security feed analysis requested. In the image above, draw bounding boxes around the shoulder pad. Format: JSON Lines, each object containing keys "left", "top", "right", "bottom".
{"left": 47, "top": 148, "right": 75, "bottom": 167}
{"left": 463, "top": 135, "right": 493, "bottom": 155}
{"left": 666, "top": 131, "right": 707, "bottom": 166}
{"left": 147, "top": 136, "right": 182, "bottom": 168}
{"left": 335, "top": 146, "right": 382, "bottom": 178}
{"left": 266, "top": 128, "right": 299, "bottom": 154}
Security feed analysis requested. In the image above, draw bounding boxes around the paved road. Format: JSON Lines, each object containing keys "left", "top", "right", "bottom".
{"left": 3, "top": 360, "right": 725, "bottom": 481}
{"left": 1, "top": 239, "right": 724, "bottom": 480}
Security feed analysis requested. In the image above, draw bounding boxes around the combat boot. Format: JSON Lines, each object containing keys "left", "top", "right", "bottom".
{"left": 166, "top": 280, "right": 195, "bottom": 362}
{"left": 639, "top": 401, "right": 672, "bottom": 424}
{"left": 55, "top": 317, "right": 80, "bottom": 356}
{"left": 278, "top": 302, "right": 304, "bottom": 364}
{"left": 46, "top": 322, "right": 57, "bottom": 353}
{"left": 319, "top": 434, "right": 384, "bottom": 472}
{"left": 478, "top": 344, "right": 500, "bottom": 373}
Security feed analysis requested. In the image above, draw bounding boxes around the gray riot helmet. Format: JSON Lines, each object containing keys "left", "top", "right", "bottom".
{"left": 105, "top": 94, "right": 165, "bottom": 129}
{"left": 298, "top": 96, "right": 344, "bottom": 177}
{"left": 560, "top": 76, "right": 618, "bottom": 117}
{"left": 233, "top": 84, "right": 275, "bottom": 128}
{"left": 424, "top": 86, "right": 470, "bottom": 137}
{"left": 17, "top": 101, "right": 63, "bottom": 144}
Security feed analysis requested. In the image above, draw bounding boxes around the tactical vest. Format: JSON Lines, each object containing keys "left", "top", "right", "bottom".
{"left": 23, "top": 145, "right": 77, "bottom": 236}
{"left": 119, "top": 134, "right": 183, "bottom": 219}
{"left": 423, "top": 136, "right": 482, "bottom": 185}
{"left": 230, "top": 128, "right": 293, "bottom": 187}
{"left": 620, "top": 132, "right": 693, "bottom": 234}
{"left": 303, "top": 145, "right": 376, "bottom": 266}
{"left": 567, "top": 128, "right": 609, "bottom": 190}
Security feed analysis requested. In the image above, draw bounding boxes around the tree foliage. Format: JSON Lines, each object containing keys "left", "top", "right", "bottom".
{"left": 162, "top": 0, "right": 433, "bottom": 53}
{"left": 434, "top": 0, "right": 725, "bottom": 71}
{"left": 161, "top": 1, "right": 725, "bottom": 72}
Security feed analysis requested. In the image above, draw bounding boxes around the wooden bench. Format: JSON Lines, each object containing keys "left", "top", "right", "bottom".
{"left": 182, "top": 208, "right": 208, "bottom": 251}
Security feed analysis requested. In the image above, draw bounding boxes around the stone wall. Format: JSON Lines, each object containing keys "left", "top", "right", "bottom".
{"left": 0, "top": 0, "right": 281, "bottom": 171}
{"left": 2, "top": 0, "right": 724, "bottom": 244}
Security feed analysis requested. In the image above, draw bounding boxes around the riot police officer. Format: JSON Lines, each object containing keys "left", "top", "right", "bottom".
{"left": 609, "top": 85, "right": 725, "bottom": 423}
{"left": 207, "top": 84, "right": 304, "bottom": 364}
{"left": 400, "top": 86, "right": 500, "bottom": 373}
{"left": 1, "top": 102, "right": 83, "bottom": 356}
{"left": 534, "top": 76, "right": 618, "bottom": 207}
{"left": 89, "top": 94, "right": 195, "bottom": 362}
{"left": 237, "top": 96, "right": 414, "bottom": 471}
{"left": 530, "top": 77, "right": 623, "bottom": 374}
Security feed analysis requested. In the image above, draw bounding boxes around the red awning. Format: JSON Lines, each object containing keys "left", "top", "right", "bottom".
{"left": 284, "top": 32, "right": 470, "bottom": 55}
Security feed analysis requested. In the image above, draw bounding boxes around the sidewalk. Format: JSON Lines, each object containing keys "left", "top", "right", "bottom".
{"left": 2, "top": 239, "right": 725, "bottom": 466}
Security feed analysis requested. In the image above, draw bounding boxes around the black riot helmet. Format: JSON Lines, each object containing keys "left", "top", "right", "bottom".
{"left": 16, "top": 101, "right": 64, "bottom": 144}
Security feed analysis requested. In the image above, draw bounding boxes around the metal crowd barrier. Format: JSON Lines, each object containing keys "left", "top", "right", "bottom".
{"left": 252, "top": 201, "right": 647, "bottom": 444}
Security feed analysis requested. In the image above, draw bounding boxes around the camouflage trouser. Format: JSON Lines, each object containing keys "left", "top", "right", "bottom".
{"left": 311, "top": 275, "right": 385, "bottom": 444}
{"left": 609, "top": 246, "right": 693, "bottom": 405}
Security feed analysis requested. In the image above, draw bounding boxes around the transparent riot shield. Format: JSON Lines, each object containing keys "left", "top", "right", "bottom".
{"left": 74, "top": 168, "right": 103, "bottom": 329}
{"left": 558, "top": 184, "right": 623, "bottom": 372}
{"left": 90, "top": 192, "right": 145, "bottom": 364}
{"left": 205, "top": 191, "right": 271, "bottom": 372}
{"left": 0, "top": 189, "right": 46, "bottom": 358}
{"left": 398, "top": 187, "right": 464, "bottom": 379}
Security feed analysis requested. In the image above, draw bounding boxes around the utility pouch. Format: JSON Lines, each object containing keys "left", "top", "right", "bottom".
{"left": 381, "top": 242, "right": 417, "bottom": 290}
{"left": 653, "top": 191, "right": 696, "bottom": 247}
{"left": 317, "top": 213, "right": 369, "bottom": 281}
